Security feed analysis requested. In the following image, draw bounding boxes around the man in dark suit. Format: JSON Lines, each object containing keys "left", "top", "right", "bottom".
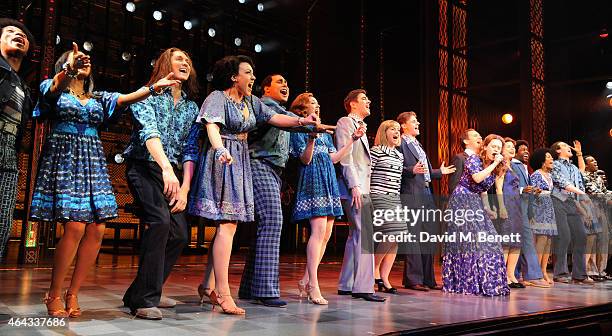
{"left": 396, "top": 112, "right": 455, "bottom": 291}
{"left": 511, "top": 140, "right": 550, "bottom": 288}
{"left": 448, "top": 128, "right": 482, "bottom": 194}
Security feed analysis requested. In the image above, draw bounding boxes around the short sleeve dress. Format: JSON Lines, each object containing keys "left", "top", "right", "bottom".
{"left": 30, "top": 79, "right": 123, "bottom": 223}
{"left": 188, "top": 91, "right": 275, "bottom": 222}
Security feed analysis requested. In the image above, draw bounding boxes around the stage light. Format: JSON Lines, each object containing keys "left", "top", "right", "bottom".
{"left": 501, "top": 113, "right": 513, "bottom": 124}
{"left": 610, "top": 128, "right": 612, "bottom": 137}
{"left": 125, "top": 2, "right": 135, "bottom": 13}
{"left": 606, "top": 82, "right": 612, "bottom": 89}
{"left": 55, "top": 35, "right": 60, "bottom": 45}
{"left": 150, "top": 59, "right": 155, "bottom": 67}
{"left": 153, "top": 10, "right": 163, "bottom": 21}
{"left": 238, "top": 0, "right": 246, "bottom": 3}
{"left": 254, "top": 43, "right": 262, "bottom": 53}
{"left": 257, "top": 3, "right": 264, "bottom": 11}
{"left": 208, "top": 28, "right": 216, "bottom": 37}
{"left": 114, "top": 153, "right": 125, "bottom": 164}
{"left": 206, "top": 73, "right": 214, "bottom": 82}
{"left": 121, "top": 52, "right": 132, "bottom": 61}
{"left": 234, "top": 37, "right": 242, "bottom": 46}
{"left": 83, "top": 41, "right": 93, "bottom": 51}
{"left": 184, "top": 20, "right": 193, "bottom": 30}
{"left": 600, "top": 28, "right": 608, "bottom": 39}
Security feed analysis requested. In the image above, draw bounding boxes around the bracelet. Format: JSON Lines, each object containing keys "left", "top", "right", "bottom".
{"left": 297, "top": 117, "right": 303, "bottom": 126}
{"left": 62, "top": 62, "right": 78, "bottom": 78}
{"left": 214, "top": 147, "right": 229, "bottom": 161}
{"left": 576, "top": 152, "right": 583, "bottom": 156}
{"left": 351, "top": 133, "right": 361, "bottom": 141}
{"left": 149, "top": 85, "right": 159, "bottom": 96}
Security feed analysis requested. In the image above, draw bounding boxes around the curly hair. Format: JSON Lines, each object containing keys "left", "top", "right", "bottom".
{"left": 211, "top": 55, "right": 254, "bottom": 91}
{"left": 530, "top": 148, "right": 553, "bottom": 170}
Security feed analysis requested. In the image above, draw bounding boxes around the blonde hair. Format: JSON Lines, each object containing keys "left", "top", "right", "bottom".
{"left": 374, "top": 120, "right": 400, "bottom": 147}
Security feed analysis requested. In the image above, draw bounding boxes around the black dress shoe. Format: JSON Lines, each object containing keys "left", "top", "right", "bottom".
{"left": 351, "top": 293, "right": 386, "bottom": 302}
{"left": 406, "top": 284, "right": 429, "bottom": 292}
{"left": 509, "top": 282, "right": 525, "bottom": 289}
{"left": 337, "top": 290, "right": 352, "bottom": 295}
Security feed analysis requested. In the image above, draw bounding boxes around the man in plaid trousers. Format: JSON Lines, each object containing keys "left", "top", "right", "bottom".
{"left": 237, "top": 74, "right": 298, "bottom": 307}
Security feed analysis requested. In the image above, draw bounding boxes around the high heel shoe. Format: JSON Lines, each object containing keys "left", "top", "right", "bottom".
{"left": 376, "top": 281, "right": 398, "bottom": 294}
{"left": 298, "top": 280, "right": 308, "bottom": 298}
{"left": 64, "top": 291, "right": 81, "bottom": 318}
{"left": 197, "top": 284, "right": 218, "bottom": 305}
{"left": 306, "top": 284, "right": 328, "bottom": 305}
{"left": 43, "top": 293, "right": 68, "bottom": 317}
{"left": 212, "top": 293, "right": 245, "bottom": 315}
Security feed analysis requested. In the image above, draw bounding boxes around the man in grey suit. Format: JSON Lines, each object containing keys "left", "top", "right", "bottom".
{"left": 336, "top": 89, "right": 385, "bottom": 302}
{"left": 397, "top": 112, "right": 455, "bottom": 291}
{"left": 448, "top": 128, "right": 482, "bottom": 194}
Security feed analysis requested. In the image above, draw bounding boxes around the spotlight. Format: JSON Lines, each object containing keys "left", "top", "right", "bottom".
{"left": 83, "top": 41, "right": 93, "bottom": 52}
{"left": 208, "top": 28, "right": 216, "bottom": 37}
{"left": 125, "top": 2, "right": 135, "bottom": 13}
{"left": 121, "top": 52, "right": 132, "bottom": 61}
{"left": 153, "top": 10, "right": 163, "bottom": 21}
{"left": 150, "top": 59, "right": 155, "bottom": 67}
{"left": 55, "top": 35, "right": 60, "bottom": 45}
{"left": 254, "top": 43, "right": 262, "bottom": 53}
{"left": 184, "top": 20, "right": 193, "bottom": 30}
{"left": 238, "top": 0, "right": 246, "bottom": 3}
{"left": 606, "top": 82, "right": 612, "bottom": 89}
{"left": 257, "top": 3, "right": 264, "bottom": 12}
{"left": 234, "top": 37, "right": 242, "bottom": 46}
{"left": 114, "top": 153, "right": 125, "bottom": 164}
{"left": 206, "top": 73, "right": 214, "bottom": 82}
{"left": 501, "top": 113, "right": 513, "bottom": 124}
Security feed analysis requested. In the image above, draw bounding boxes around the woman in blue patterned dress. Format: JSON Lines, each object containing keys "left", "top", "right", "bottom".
{"left": 289, "top": 93, "right": 364, "bottom": 305}
{"left": 189, "top": 56, "right": 317, "bottom": 315}
{"left": 32, "top": 43, "right": 179, "bottom": 317}
{"left": 442, "top": 134, "right": 510, "bottom": 296}
{"left": 490, "top": 138, "right": 523, "bottom": 288}
{"left": 529, "top": 148, "right": 558, "bottom": 285}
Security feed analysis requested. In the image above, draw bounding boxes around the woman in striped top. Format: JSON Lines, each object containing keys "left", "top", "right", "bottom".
{"left": 370, "top": 120, "right": 405, "bottom": 293}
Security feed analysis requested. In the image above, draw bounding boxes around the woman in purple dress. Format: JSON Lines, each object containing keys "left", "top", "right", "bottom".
{"left": 442, "top": 134, "right": 510, "bottom": 296}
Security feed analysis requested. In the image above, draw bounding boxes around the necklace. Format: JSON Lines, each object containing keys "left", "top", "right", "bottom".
{"left": 69, "top": 88, "right": 88, "bottom": 100}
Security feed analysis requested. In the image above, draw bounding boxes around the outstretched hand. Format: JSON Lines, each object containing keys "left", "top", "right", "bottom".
{"left": 440, "top": 161, "right": 456, "bottom": 175}
{"left": 154, "top": 72, "right": 181, "bottom": 91}
{"left": 69, "top": 42, "right": 91, "bottom": 70}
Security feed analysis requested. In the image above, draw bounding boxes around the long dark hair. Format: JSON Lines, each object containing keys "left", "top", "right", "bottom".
{"left": 211, "top": 55, "right": 254, "bottom": 91}
{"left": 148, "top": 48, "right": 198, "bottom": 99}
{"left": 54, "top": 50, "right": 95, "bottom": 97}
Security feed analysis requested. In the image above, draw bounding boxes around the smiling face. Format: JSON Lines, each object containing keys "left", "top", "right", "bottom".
{"left": 585, "top": 156, "right": 598, "bottom": 172}
{"left": 351, "top": 93, "right": 371, "bottom": 117}
{"left": 516, "top": 144, "right": 530, "bottom": 163}
{"left": 0, "top": 25, "right": 29, "bottom": 59}
{"left": 67, "top": 51, "right": 92, "bottom": 79}
{"left": 543, "top": 152, "right": 554, "bottom": 170}
{"left": 234, "top": 62, "right": 256, "bottom": 96}
{"left": 503, "top": 141, "right": 516, "bottom": 161}
{"left": 386, "top": 124, "right": 401, "bottom": 147}
{"left": 304, "top": 96, "right": 320, "bottom": 116}
{"left": 264, "top": 75, "right": 289, "bottom": 103}
{"left": 401, "top": 115, "right": 420, "bottom": 137}
{"left": 556, "top": 142, "right": 573, "bottom": 159}
{"left": 170, "top": 51, "right": 191, "bottom": 82}
{"left": 465, "top": 130, "right": 482, "bottom": 152}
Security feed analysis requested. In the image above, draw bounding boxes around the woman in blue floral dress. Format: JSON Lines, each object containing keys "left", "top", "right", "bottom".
{"left": 289, "top": 93, "right": 364, "bottom": 305}
{"left": 32, "top": 43, "right": 179, "bottom": 317}
{"left": 442, "top": 134, "right": 510, "bottom": 296}
{"left": 189, "top": 56, "right": 317, "bottom": 315}
{"left": 529, "top": 148, "right": 558, "bottom": 285}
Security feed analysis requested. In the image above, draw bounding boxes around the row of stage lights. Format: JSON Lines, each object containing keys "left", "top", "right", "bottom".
{"left": 125, "top": 1, "right": 265, "bottom": 53}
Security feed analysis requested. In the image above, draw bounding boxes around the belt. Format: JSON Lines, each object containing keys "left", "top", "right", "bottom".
{"left": 0, "top": 120, "right": 18, "bottom": 135}
{"left": 221, "top": 132, "right": 248, "bottom": 141}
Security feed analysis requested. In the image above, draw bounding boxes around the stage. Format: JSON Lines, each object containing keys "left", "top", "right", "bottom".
{"left": 1, "top": 254, "right": 611, "bottom": 336}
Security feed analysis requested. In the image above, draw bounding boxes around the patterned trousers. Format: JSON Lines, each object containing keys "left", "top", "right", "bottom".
{"left": 0, "top": 170, "right": 19, "bottom": 261}
{"left": 239, "top": 159, "right": 283, "bottom": 299}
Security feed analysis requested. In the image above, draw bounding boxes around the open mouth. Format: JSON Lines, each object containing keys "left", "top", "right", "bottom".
{"left": 248, "top": 82, "right": 254, "bottom": 89}
{"left": 12, "top": 36, "right": 25, "bottom": 46}
{"left": 280, "top": 88, "right": 288, "bottom": 95}
{"left": 178, "top": 67, "right": 188, "bottom": 74}
{"left": 392, "top": 135, "right": 399, "bottom": 141}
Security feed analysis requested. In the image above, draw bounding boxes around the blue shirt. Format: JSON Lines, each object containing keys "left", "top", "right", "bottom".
{"left": 551, "top": 158, "right": 584, "bottom": 202}
{"left": 123, "top": 90, "right": 200, "bottom": 165}
{"left": 247, "top": 96, "right": 300, "bottom": 168}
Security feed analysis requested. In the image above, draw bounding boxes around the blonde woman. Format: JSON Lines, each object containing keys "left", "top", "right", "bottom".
{"left": 289, "top": 92, "right": 364, "bottom": 304}
{"left": 370, "top": 120, "right": 404, "bottom": 293}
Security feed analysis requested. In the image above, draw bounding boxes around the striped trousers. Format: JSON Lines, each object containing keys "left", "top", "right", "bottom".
{"left": 239, "top": 159, "right": 283, "bottom": 299}
{"left": 0, "top": 170, "right": 18, "bottom": 261}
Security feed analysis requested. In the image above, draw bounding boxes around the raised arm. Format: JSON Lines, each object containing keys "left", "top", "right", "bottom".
{"left": 329, "top": 125, "right": 364, "bottom": 163}
{"left": 116, "top": 73, "right": 180, "bottom": 108}
{"left": 472, "top": 154, "right": 503, "bottom": 184}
